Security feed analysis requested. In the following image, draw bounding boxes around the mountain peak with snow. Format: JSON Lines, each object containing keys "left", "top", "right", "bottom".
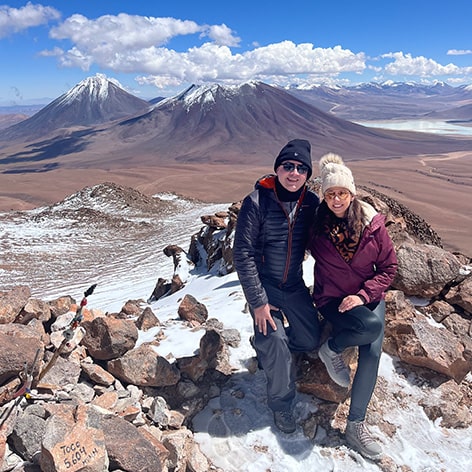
{"left": 59, "top": 73, "right": 117, "bottom": 105}
{"left": 156, "top": 81, "right": 260, "bottom": 111}
{"left": 1, "top": 74, "right": 150, "bottom": 142}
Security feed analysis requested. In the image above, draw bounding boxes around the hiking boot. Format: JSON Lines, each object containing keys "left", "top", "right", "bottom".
{"left": 318, "top": 339, "right": 350, "bottom": 387}
{"left": 273, "top": 410, "right": 296, "bottom": 433}
{"left": 345, "top": 420, "right": 382, "bottom": 459}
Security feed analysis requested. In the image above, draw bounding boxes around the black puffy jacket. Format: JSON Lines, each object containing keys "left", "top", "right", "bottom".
{"left": 233, "top": 175, "right": 319, "bottom": 310}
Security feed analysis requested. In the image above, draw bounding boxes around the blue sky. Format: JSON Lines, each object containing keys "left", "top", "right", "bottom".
{"left": 1, "top": 0, "right": 471, "bottom": 104}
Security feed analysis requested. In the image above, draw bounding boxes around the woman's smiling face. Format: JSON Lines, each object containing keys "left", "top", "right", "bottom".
{"left": 324, "top": 186, "right": 354, "bottom": 217}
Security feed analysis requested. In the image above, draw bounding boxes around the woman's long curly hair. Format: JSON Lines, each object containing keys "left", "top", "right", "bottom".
{"left": 311, "top": 197, "right": 365, "bottom": 239}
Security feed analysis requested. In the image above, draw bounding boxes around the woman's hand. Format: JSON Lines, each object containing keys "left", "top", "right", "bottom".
{"left": 339, "top": 295, "right": 364, "bottom": 313}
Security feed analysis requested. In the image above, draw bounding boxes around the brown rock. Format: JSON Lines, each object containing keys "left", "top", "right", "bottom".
{"left": 419, "top": 379, "right": 472, "bottom": 428}
{"left": 441, "top": 312, "right": 472, "bottom": 361}
{"left": 178, "top": 295, "right": 208, "bottom": 325}
{"left": 0, "top": 324, "right": 43, "bottom": 384}
{"left": 119, "top": 300, "right": 144, "bottom": 318}
{"left": 135, "top": 307, "right": 161, "bottom": 331}
{"left": 385, "top": 291, "right": 471, "bottom": 382}
{"left": 161, "top": 427, "right": 195, "bottom": 472}
{"left": 16, "top": 298, "right": 52, "bottom": 324}
{"left": 81, "top": 362, "right": 116, "bottom": 386}
{"left": 101, "top": 415, "right": 166, "bottom": 472}
{"left": 107, "top": 344, "right": 180, "bottom": 387}
{"left": 39, "top": 353, "right": 82, "bottom": 389}
{"left": 199, "top": 329, "right": 232, "bottom": 375}
{"left": 297, "top": 357, "right": 351, "bottom": 403}
{"left": 200, "top": 215, "right": 227, "bottom": 229}
{"left": 81, "top": 316, "right": 138, "bottom": 361}
{"left": 420, "top": 300, "right": 454, "bottom": 323}
{"left": 444, "top": 275, "right": 472, "bottom": 315}
{"left": 0, "top": 285, "right": 31, "bottom": 324}
{"left": 148, "top": 277, "right": 171, "bottom": 302}
{"left": 177, "top": 355, "right": 208, "bottom": 383}
{"left": 48, "top": 295, "right": 76, "bottom": 319}
{"left": 393, "top": 243, "right": 462, "bottom": 297}
{"left": 91, "top": 391, "right": 119, "bottom": 411}
{"left": 164, "top": 244, "right": 188, "bottom": 270}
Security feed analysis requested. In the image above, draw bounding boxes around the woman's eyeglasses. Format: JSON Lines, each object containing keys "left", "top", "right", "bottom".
{"left": 324, "top": 190, "right": 351, "bottom": 200}
{"left": 281, "top": 162, "right": 309, "bottom": 175}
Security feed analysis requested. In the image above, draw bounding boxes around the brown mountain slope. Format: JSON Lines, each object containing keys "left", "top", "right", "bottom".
{"left": 0, "top": 82, "right": 471, "bottom": 256}
{"left": 1, "top": 82, "right": 472, "bottom": 174}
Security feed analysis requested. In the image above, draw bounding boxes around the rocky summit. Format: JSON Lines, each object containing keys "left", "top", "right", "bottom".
{"left": 0, "top": 183, "right": 471, "bottom": 471}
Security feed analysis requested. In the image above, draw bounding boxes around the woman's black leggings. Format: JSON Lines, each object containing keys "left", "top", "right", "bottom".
{"left": 319, "top": 299, "right": 385, "bottom": 422}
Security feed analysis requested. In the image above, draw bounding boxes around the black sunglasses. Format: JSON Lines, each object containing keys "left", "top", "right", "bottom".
{"left": 281, "top": 162, "right": 309, "bottom": 175}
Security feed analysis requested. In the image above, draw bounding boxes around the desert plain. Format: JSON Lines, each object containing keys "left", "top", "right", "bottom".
{"left": 0, "top": 149, "right": 470, "bottom": 258}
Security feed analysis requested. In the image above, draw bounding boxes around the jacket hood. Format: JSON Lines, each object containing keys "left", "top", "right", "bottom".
{"left": 359, "top": 200, "right": 378, "bottom": 226}
{"left": 359, "top": 200, "right": 389, "bottom": 234}
{"left": 255, "top": 174, "right": 277, "bottom": 190}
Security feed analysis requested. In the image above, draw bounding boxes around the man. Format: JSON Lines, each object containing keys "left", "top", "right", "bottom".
{"left": 233, "top": 139, "right": 320, "bottom": 433}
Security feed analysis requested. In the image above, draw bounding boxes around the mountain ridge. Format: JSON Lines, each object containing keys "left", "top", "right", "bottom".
{"left": 1, "top": 80, "right": 472, "bottom": 173}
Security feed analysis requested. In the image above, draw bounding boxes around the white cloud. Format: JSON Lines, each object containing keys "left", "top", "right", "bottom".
{"left": 43, "top": 12, "right": 364, "bottom": 90}
{"left": 49, "top": 13, "right": 205, "bottom": 50}
{"left": 382, "top": 52, "right": 461, "bottom": 77}
{"left": 38, "top": 46, "right": 63, "bottom": 57}
{"left": 204, "top": 23, "right": 240, "bottom": 47}
{"left": 5, "top": 7, "right": 470, "bottom": 92}
{"left": 42, "top": 12, "right": 367, "bottom": 90}
{"left": 57, "top": 46, "right": 93, "bottom": 71}
{"left": 447, "top": 49, "right": 472, "bottom": 55}
{"left": 0, "top": 1, "right": 60, "bottom": 38}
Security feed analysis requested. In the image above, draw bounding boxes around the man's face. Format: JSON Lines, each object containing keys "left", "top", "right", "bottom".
{"left": 276, "top": 160, "right": 308, "bottom": 192}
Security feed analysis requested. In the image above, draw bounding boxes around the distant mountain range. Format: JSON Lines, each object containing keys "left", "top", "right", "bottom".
{"left": 1, "top": 77, "right": 472, "bottom": 173}
{"left": 289, "top": 82, "right": 472, "bottom": 121}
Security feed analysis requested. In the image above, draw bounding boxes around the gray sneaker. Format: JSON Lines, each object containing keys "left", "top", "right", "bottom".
{"left": 345, "top": 420, "right": 382, "bottom": 459}
{"left": 318, "top": 340, "right": 350, "bottom": 387}
{"left": 273, "top": 410, "right": 296, "bottom": 433}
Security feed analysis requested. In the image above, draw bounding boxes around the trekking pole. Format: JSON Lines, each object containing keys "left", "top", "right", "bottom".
{"left": 37, "top": 284, "right": 97, "bottom": 382}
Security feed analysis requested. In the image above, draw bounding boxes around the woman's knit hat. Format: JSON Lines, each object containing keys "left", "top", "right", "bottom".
{"left": 274, "top": 139, "right": 312, "bottom": 178}
{"left": 319, "top": 153, "right": 356, "bottom": 195}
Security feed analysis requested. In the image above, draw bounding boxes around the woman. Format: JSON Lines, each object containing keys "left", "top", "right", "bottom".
{"left": 308, "top": 153, "right": 397, "bottom": 459}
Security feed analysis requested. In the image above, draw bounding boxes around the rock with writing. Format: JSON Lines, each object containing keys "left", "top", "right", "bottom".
{"left": 40, "top": 405, "right": 109, "bottom": 472}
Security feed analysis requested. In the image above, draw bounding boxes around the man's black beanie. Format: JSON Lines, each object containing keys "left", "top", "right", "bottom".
{"left": 273, "top": 139, "right": 312, "bottom": 179}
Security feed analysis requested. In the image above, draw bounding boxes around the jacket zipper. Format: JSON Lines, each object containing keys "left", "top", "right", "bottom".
{"left": 276, "top": 187, "right": 306, "bottom": 285}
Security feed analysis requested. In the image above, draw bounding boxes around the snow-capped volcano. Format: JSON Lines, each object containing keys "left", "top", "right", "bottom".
{"left": 2, "top": 80, "right": 472, "bottom": 174}
{"left": 0, "top": 74, "right": 150, "bottom": 142}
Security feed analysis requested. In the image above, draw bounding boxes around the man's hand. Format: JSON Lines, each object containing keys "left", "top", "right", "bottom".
{"left": 254, "top": 304, "right": 279, "bottom": 336}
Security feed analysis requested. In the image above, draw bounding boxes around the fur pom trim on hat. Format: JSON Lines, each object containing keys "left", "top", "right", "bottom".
{"left": 319, "top": 152, "right": 356, "bottom": 195}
